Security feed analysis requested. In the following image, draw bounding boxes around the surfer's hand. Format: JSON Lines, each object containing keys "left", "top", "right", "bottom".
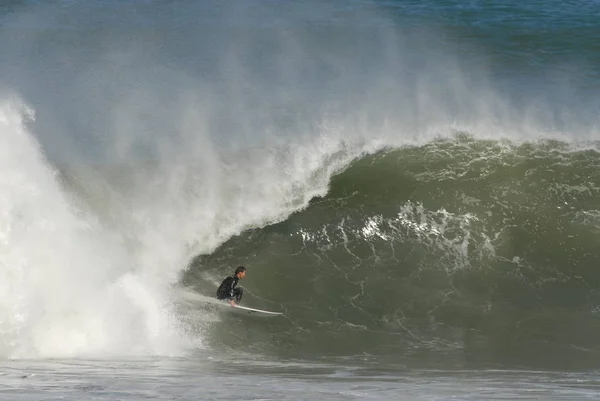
{"left": 230, "top": 300, "right": 237, "bottom": 306}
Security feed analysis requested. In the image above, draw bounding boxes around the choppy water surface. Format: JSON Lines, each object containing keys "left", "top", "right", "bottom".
{"left": 2, "top": 356, "right": 600, "bottom": 400}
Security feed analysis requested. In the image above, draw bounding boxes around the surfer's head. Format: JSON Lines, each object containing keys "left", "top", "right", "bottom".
{"left": 235, "top": 266, "right": 247, "bottom": 279}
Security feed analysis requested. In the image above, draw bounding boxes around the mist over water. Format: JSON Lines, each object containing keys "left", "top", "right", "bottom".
{"left": 0, "top": 97, "right": 189, "bottom": 358}
{"left": 0, "top": 0, "right": 599, "bottom": 366}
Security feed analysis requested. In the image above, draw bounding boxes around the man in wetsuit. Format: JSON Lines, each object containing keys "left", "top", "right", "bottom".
{"left": 216, "top": 266, "right": 246, "bottom": 306}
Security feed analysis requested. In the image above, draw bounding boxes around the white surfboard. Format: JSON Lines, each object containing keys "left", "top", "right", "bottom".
{"left": 231, "top": 304, "right": 283, "bottom": 316}
{"left": 174, "top": 288, "right": 282, "bottom": 317}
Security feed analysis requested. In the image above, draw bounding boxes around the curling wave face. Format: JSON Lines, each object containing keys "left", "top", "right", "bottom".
{"left": 186, "top": 136, "right": 600, "bottom": 369}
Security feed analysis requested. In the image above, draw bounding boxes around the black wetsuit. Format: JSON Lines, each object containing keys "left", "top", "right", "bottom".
{"left": 216, "top": 275, "right": 243, "bottom": 303}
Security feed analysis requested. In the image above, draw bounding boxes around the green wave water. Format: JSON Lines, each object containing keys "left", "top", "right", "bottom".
{"left": 184, "top": 135, "right": 600, "bottom": 369}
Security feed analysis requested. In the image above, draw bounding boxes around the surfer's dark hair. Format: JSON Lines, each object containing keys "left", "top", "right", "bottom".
{"left": 235, "top": 266, "right": 246, "bottom": 275}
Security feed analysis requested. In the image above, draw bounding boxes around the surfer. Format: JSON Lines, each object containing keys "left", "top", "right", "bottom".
{"left": 216, "top": 266, "right": 246, "bottom": 306}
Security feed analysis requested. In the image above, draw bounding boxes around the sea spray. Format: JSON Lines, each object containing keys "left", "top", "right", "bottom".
{"left": 0, "top": 98, "right": 186, "bottom": 358}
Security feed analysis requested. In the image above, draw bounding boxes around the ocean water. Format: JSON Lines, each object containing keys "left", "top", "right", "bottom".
{"left": 1, "top": 0, "right": 600, "bottom": 399}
